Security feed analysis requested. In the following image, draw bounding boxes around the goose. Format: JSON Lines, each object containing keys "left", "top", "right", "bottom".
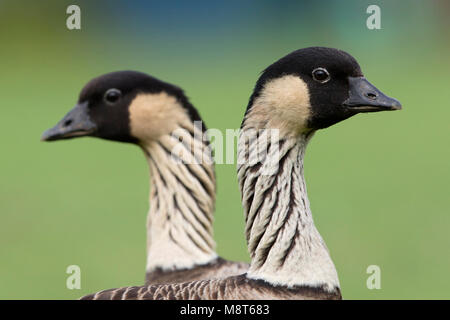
{"left": 79, "top": 47, "right": 401, "bottom": 300}
{"left": 41, "top": 71, "right": 248, "bottom": 285}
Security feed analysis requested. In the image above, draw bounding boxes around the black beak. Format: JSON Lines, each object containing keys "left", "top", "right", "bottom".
{"left": 343, "top": 77, "right": 402, "bottom": 112}
{"left": 41, "top": 102, "right": 97, "bottom": 141}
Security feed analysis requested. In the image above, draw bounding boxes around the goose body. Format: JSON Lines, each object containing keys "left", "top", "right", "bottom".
{"left": 77, "top": 47, "right": 401, "bottom": 300}
{"left": 42, "top": 71, "right": 248, "bottom": 286}
{"left": 80, "top": 274, "right": 341, "bottom": 300}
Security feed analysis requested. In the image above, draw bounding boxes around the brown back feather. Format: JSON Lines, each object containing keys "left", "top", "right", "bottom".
{"left": 145, "top": 258, "right": 249, "bottom": 285}
{"left": 80, "top": 275, "right": 341, "bottom": 300}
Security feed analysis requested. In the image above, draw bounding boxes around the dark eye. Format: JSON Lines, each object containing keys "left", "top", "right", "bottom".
{"left": 312, "top": 68, "right": 330, "bottom": 83}
{"left": 104, "top": 88, "right": 122, "bottom": 104}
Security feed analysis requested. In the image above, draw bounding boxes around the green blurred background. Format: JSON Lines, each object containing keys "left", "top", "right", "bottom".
{"left": 0, "top": 0, "right": 449, "bottom": 299}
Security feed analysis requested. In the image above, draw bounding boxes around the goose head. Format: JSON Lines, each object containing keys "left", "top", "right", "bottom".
{"left": 244, "top": 46, "right": 402, "bottom": 136}
{"left": 41, "top": 71, "right": 202, "bottom": 144}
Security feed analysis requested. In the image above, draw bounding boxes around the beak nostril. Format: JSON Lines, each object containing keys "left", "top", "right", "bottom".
{"left": 63, "top": 119, "right": 73, "bottom": 127}
{"left": 365, "top": 92, "right": 378, "bottom": 100}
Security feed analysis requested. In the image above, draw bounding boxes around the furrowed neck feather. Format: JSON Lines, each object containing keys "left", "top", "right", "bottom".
{"left": 238, "top": 127, "right": 340, "bottom": 292}
{"left": 142, "top": 119, "right": 218, "bottom": 272}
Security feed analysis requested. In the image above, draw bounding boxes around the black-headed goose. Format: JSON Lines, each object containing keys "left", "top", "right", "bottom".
{"left": 42, "top": 71, "right": 248, "bottom": 285}
{"left": 79, "top": 47, "right": 401, "bottom": 300}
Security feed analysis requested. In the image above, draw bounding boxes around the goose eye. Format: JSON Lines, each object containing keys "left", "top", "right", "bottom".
{"left": 104, "top": 88, "right": 122, "bottom": 104}
{"left": 312, "top": 68, "right": 330, "bottom": 83}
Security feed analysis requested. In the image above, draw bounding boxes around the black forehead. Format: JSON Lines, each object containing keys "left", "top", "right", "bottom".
{"left": 261, "top": 47, "right": 363, "bottom": 82}
{"left": 78, "top": 71, "right": 185, "bottom": 102}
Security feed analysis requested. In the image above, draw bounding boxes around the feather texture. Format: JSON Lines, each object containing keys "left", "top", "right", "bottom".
{"left": 138, "top": 97, "right": 249, "bottom": 282}
{"left": 81, "top": 275, "right": 341, "bottom": 300}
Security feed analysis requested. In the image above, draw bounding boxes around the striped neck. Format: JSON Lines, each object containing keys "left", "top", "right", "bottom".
{"left": 142, "top": 122, "right": 218, "bottom": 272}
{"left": 237, "top": 128, "right": 340, "bottom": 291}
